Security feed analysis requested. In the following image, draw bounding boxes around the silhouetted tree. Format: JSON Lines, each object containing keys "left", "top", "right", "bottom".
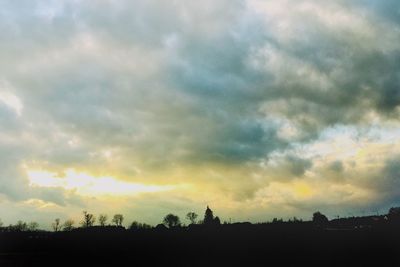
{"left": 313, "top": 211, "right": 329, "bottom": 226}
{"left": 155, "top": 224, "right": 168, "bottom": 231}
{"left": 99, "top": 214, "right": 108, "bottom": 226}
{"left": 0, "top": 219, "right": 3, "bottom": 228}
{"left": 81, "top": 211, "right": 96, "bottom": 227}
{"left": 15, "top": 221, "right": 28, "bottom": 231}
{"left": 272, "top": 218, "right": 284, "bottom": 223}
{"left": 141, "top": 223, "right": 152, "bottom": 229}
{"left": 292, "top": 217, "right": 302, "bottom": 223}
{"left": 28, "top": 222, "right": 39, "bottom": 231}
{"left": 186, "top": 212, "right": 198, "bottom": 224}
{"left": 63, "top": 219, "right": 75, "bottom": 231}
{"left": 52, "top": 218, "right": 62, "bottom": 232}
{"left": 388, "top": 207, "right": 400, "bottom": 221}
{"left": 130, "top": 221, "right": 152, "bottom": 230}
{"left": 203, "top": 206, "right": 214, "bottom": 225}
{"left": 130, "top": 221, "right": 140, "bottom": 230}
{"left": 214, "top": 216, "right": 221, "bottom": 225}
{"left": 163, "top": 214, "right": 181, "bottom": 228}
{"left": 112, "top": 214, "right": 124, "bottom": 226}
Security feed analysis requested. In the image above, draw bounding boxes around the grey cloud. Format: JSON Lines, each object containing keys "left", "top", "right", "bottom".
{"left": 329, "top": 161, "right": 344, "bottom": 173}
{"left": 352, "top": 0, "right": 400, "bottom": 24}
{"left": 2, "top": 0, "right": 397, "bottom": 164}
{"left": 343, "top": 155, "right": 400, "bottom": 210}
{"left": 0, "top": 0, "right": 399, "bottom": 219}
{"left": 248, "top": 1, "right": 400, "bottom": 138}
{"left": 261, "top": 154, "right": 313, "bottom": 182}
{"left": 285, "top": 156, "right": 313, "bottom": 177}
{"left": 376, "top": 156, "right": 400, "bottom": 194}
{"left": 0, "top": 143, "right": 84, "bottom": 207}
{"left": 31, "top": 187, "right": 85, "bottom": 207}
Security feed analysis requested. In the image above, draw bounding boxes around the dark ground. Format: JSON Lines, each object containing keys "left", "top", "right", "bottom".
{"left": 1, "top": 223, "right": 399, "bottom": 267}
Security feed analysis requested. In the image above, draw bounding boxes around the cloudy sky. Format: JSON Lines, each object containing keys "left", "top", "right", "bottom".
{"left": 1, "top": 0, "right": 400, "bottom": 228}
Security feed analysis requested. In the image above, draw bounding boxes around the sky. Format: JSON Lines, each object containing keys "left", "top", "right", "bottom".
{"left": 1, "top": 0, "right": 400, "bottom": 228}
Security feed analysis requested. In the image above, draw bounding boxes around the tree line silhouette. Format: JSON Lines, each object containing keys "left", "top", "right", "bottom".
{"left": 1, "top": 206, "right": 400, "bottom": 233}
{"left": 1, "top": 206, "right": 400, "bottom": 266}
{"left": 0, "top": 206, "right": 220, "bottom": 232}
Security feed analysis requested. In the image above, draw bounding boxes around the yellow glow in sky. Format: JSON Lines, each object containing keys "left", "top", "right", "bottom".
{"left": 294, "top": 182, "right": 313, "bottom": 198}
{"left": 27, "top": 169, "right": 176, "bottom": 196}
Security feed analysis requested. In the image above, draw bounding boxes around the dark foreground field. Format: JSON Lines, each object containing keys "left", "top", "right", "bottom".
{"left": 1, "top": 223, "right": 400, "bottom": 267}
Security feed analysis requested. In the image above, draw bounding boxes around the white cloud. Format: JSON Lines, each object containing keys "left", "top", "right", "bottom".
{"left": 0, "top": 89, "right": 23, "bottom": 116}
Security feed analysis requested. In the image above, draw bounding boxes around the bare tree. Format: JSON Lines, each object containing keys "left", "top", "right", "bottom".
{"left": 63, "top": 219, "right": 75, "bottom": 231}
{"left": 28, "top": 222, "right": 39, "bottom": 231}
{"left": 52, "top": 218, "right": 62, "bottom": 232}
{"left": 0, "top": 219, "right": 3, "bottom": 228}
{"left": 186, "top": 212, "right": 198, "bottom": 225}
{"left": 81, "top": 211, "right": 96, "bottom": 227}
{"left": 98, "top": 214, "right": 108, "bottom": 226}
{"left": 112, "top": 214, "right": 124, "bottom": 226}
{"left": 15, "top": 221, "right": 28, "bottom": 231}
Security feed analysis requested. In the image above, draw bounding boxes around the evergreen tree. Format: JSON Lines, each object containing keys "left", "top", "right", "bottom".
{"left": 203, "top": 206, "right": 214, "bottom": 225}
{"left": 312, "top": 211, "right": 329, "bottom": 226}
{"left": 214, "top": 216, "right": 221, "bottom": 225}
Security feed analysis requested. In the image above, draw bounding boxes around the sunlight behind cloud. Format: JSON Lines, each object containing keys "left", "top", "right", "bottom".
{"left": 27, "top": 169, "right": 176, "bottom": 196}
